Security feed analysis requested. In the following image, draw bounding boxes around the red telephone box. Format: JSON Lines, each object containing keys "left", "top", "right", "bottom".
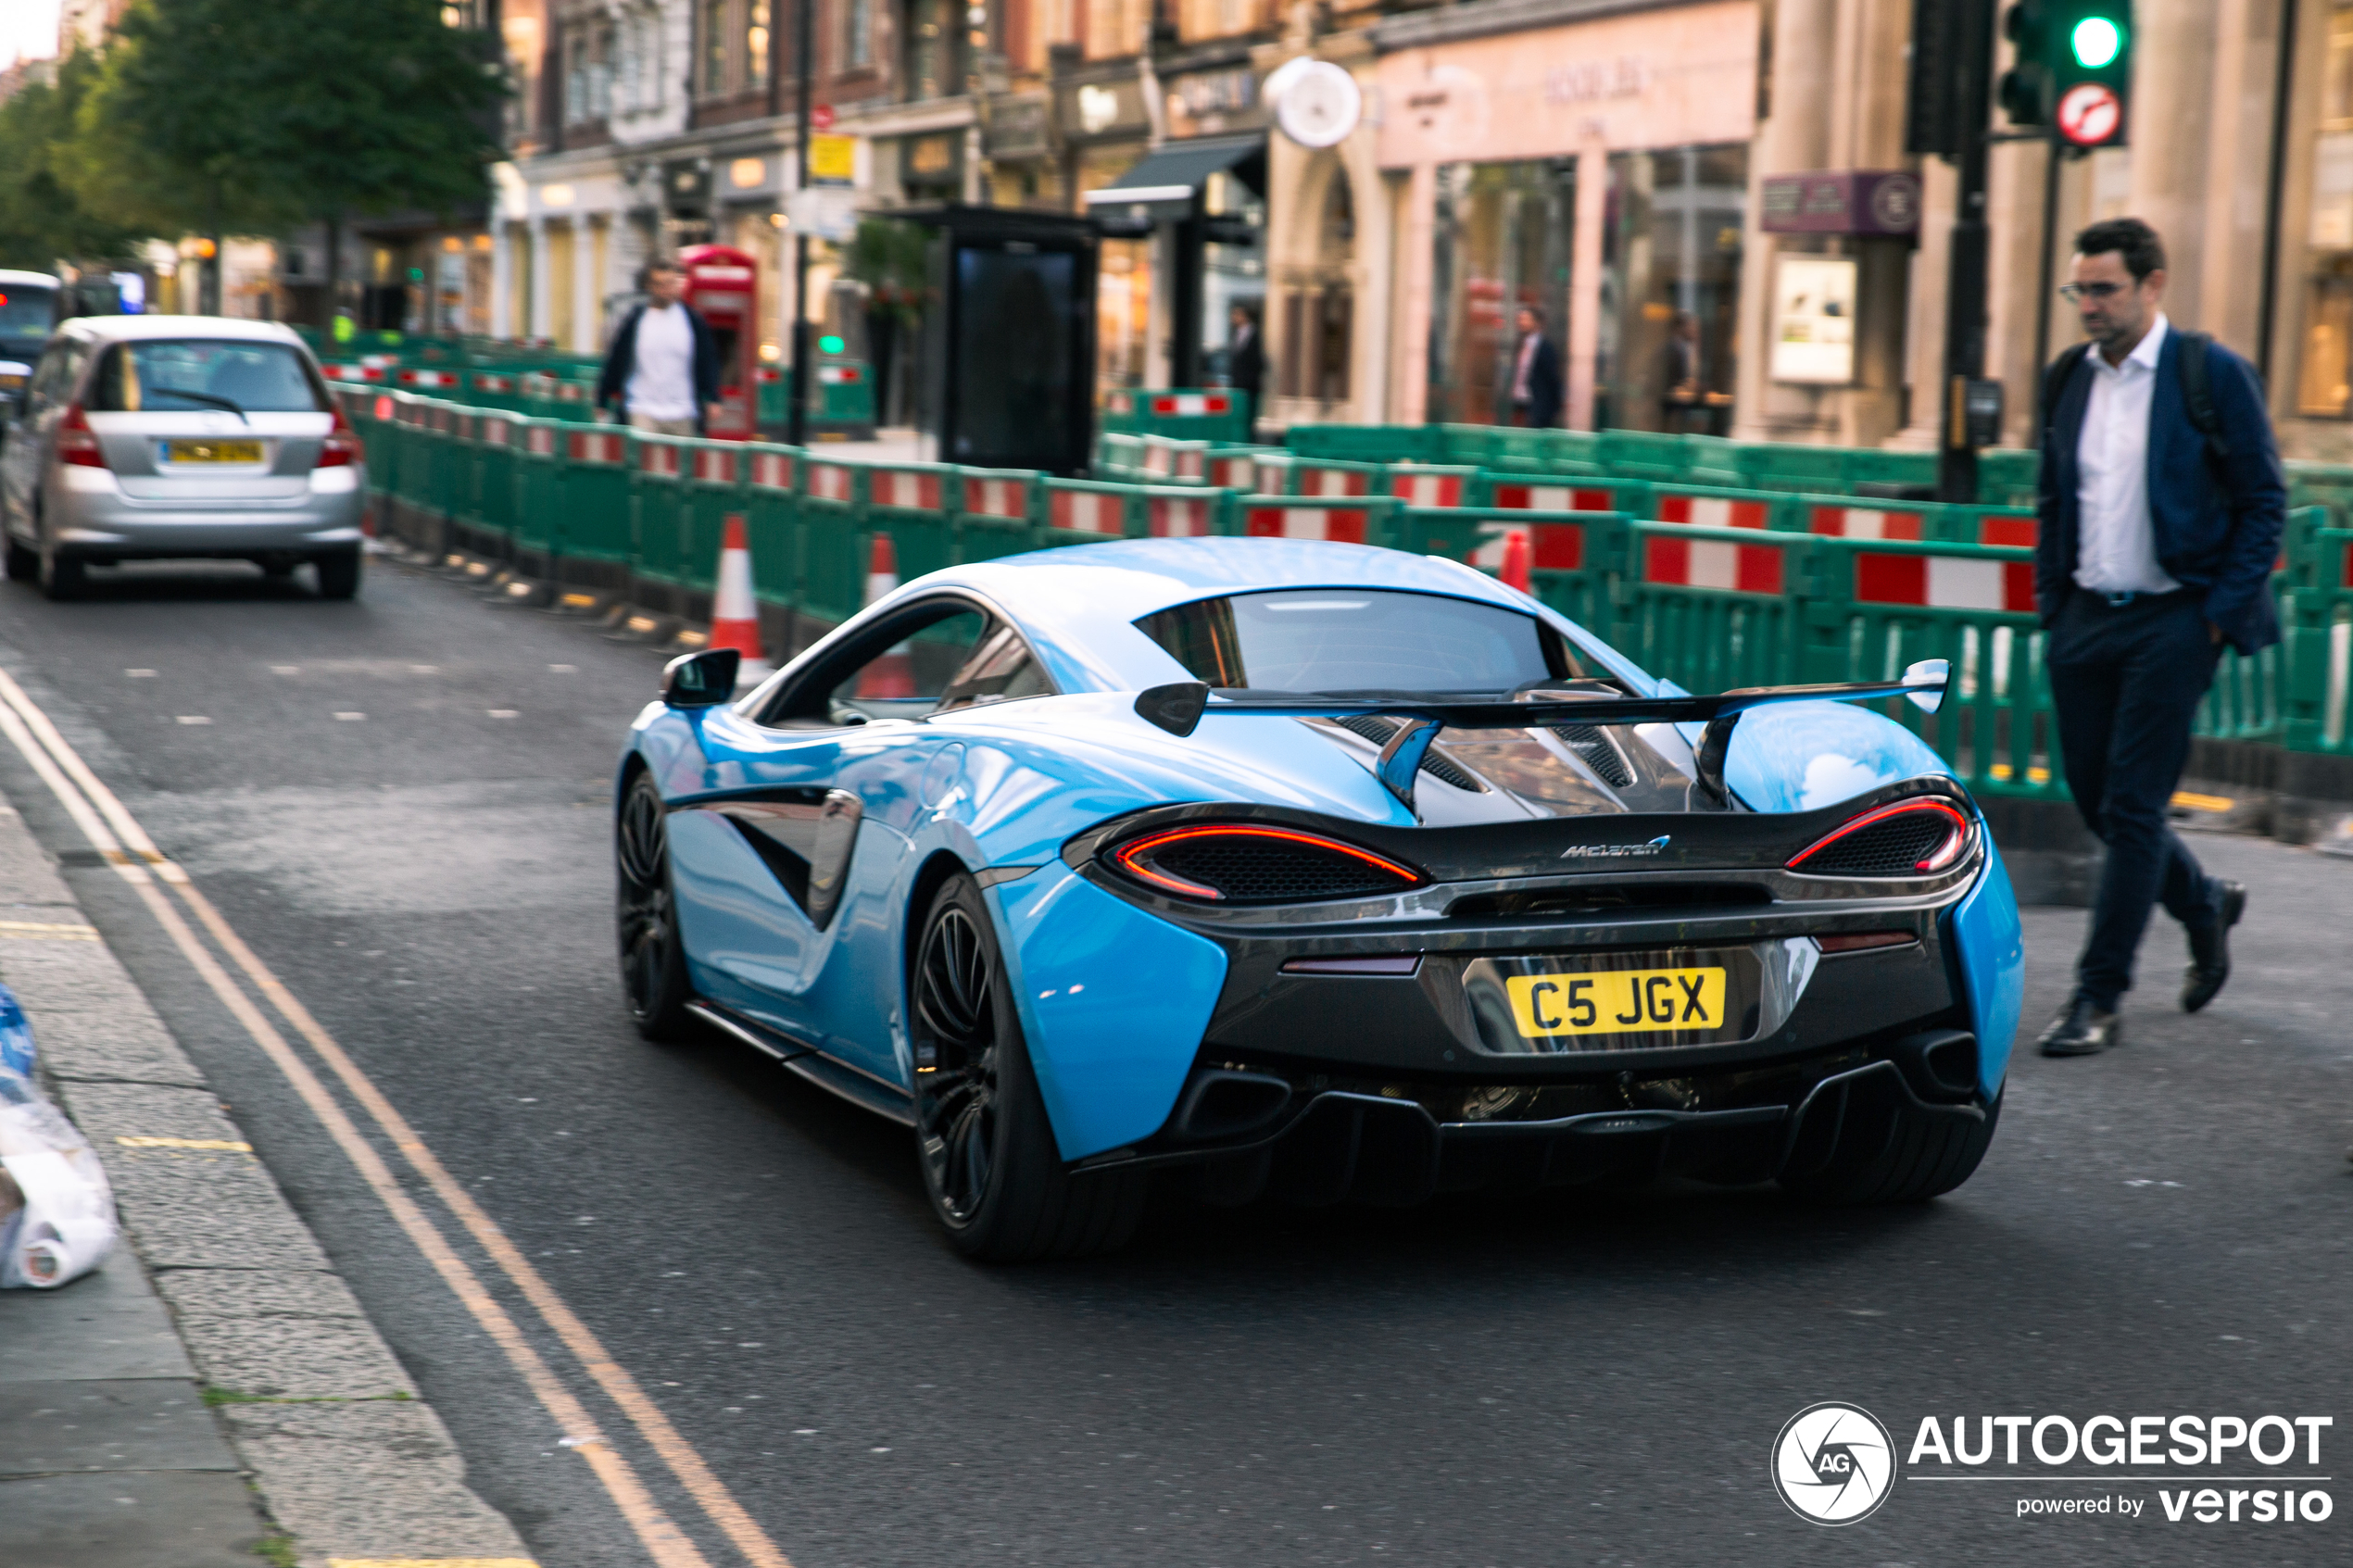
{"left": 678, "top": 244, "right": 760, "bottom": 440}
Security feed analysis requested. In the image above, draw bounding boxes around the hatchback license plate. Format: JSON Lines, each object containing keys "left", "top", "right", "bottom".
{"left": 1505, "top": 966, "right": 1727, "bottom": 1039}
{"left": 163, "top": 439, "right": 263, "bottom": 464}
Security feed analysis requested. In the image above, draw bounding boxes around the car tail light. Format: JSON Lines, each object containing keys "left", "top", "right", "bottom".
{"left": 316, "top": 410, "right": 361, "bottom": 468}
{"left": 1109, "top": 823, "right": 1425, "bottom": 904}
{"left": 1789, "top": 798, "right": 1972, "bottom": 877}
{"left": 57, "top": 404, "right": 107, "bottom": 469}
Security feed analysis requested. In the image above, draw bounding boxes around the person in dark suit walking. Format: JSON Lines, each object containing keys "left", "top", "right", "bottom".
{"left": 1509, "top": 305, "right": 1562, "bottom": 428}
{"left": 1226, "top": 303, "right": 1264, "bottom": 415}
{"left": 2032, "top": 218, "right": 2284, "bottom": 1056}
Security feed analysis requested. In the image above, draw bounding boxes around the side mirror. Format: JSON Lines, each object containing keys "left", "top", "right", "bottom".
{"left": 662, "top": 647, "right": 740, "bottom": 708}
{"left": 1901, "top": 658, "right": 1949, "bottom": 714}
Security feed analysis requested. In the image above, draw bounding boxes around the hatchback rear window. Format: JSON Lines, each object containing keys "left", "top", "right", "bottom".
{"left": 0, "top": 287, "right": 55, "bottom": 340}
{"left": 89, "top": 340, "right": 325, "bottom": 415}
{"left": 1136, "top": 589, "right": 1580, "bottom": 694}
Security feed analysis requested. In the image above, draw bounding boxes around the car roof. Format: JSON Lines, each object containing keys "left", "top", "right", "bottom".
{"left": 895, "top": 536, "right": 1571, "bottom": 693}
{"left": 57, "top": 315, "right": 306, "bottom": 347}
{"left": 0, "top": 270, "right": 60, "bottom": 289}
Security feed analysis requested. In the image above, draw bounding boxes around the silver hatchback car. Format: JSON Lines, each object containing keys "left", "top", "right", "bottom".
{"left": 0, "top": 316, "right": 366, "bottom": 599}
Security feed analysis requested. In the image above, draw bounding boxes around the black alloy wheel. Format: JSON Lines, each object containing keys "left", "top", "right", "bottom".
{"left": 909, "top": 874, "right": 1148, "bottom": 1261}
{"left": 616, "top": 770, "right": 694, "bottom": 1040}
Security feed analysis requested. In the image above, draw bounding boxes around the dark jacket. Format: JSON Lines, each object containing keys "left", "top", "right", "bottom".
{"left": 2033, "top": 330, "right": 2286, "bottom": 656}
{"left": 1514, "top": 332, "right": 1563, "bottom": 428}
{"left": 1227, "top": 323, "right": 1264, "bottom": 405}
{"left": 596, "top": 302, "right": 724, "bottom": 430}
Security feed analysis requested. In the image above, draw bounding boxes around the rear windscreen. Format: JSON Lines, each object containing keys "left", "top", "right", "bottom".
{"left": 1136, "top": 589, "right": 1579, "bottom": 694}
{"left": 0, "top": 287, "right": 55, "bottom": 342}
{"left": 89, "top": 340, "right": 326, "bottom": 414}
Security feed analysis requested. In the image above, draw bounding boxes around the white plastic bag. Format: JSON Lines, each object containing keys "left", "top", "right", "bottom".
{"left": 0, "top": 984, "right": 118, "bottom": 1287}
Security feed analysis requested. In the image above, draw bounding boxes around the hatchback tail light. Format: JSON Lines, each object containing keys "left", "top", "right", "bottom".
{"left": 1109, "top": 823, "right": 1425, "bottom": 904}
{"left": 57, "top": 404, "right": 107, "bottom": 469}
{"left": 316, "top": 410, "right": 361, "bottom": 469}
{"left": 1788, "top": 798, "right": 1972, "bottom": 877}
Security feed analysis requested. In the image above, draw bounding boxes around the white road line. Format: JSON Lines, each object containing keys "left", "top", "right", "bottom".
{"left": 176, "top": 715, "right": 212, "bottom": 724}
{"left": 333, "top": 711, "right": 366, "bottom": 721}
{"left": 125, "top": 669, "right": 157, "bottom": 677}
{"left": 488, "top": 709, "right": 520, "bottom": 719}
{"left": 0, "top": 666, "right": 790, "bottom": 1568}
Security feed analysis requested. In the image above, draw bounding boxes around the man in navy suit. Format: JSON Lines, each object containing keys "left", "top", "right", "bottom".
{"left": 1509, "top": 305, "right": 1563, "bottom": 429}
{"left": 2032, "top": 219, "right": 2285, "bottom": 1056}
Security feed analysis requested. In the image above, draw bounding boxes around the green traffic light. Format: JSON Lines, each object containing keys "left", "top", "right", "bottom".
{"left": 2070, "top": 15, "right": 2122, "bottom": 68}
{"left": 819, "top": 334, "right": 845, "bottom": 354}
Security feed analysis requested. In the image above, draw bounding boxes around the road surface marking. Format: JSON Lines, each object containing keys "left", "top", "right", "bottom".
{"left": 334, "top": 711, "right": 367, "bottom": 721}
{"left": 0, "top": 669, "right": 769, "bottom": 1568}
{"left": 2171, "top": 789, "right": 2235, "bottom": 813}
{"left": 328, "top": 1559, "right": 542, "bottom": 1567}
{"left": 125, "top": 669, "right": 156, "bottom": 677}
{"left": 488, "top": 709, "right": 520, "bottom": 719}
{"left": 116, "top": 1135, "right": 253, "bottom": 1151}
{"left": 0, "top": 919, "right": 100, "bottom": 940}
{"left": 176, "top": 715, "right": 212, "bottom": 725}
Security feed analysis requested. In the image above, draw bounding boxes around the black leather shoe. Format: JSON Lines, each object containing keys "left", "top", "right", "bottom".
{"left": 2037, "top": 997, "right": 2122, "bottom": 1056}
{"left": 2182, "top": 881, "right": 2246, "bottom": 1013}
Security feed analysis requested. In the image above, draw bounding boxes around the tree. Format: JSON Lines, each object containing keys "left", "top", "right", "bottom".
{"left": 68, "top": 0, "right": 505, "bottom": 316}
{"left": 0, "top": 52, "right": 145, "bottom": 273}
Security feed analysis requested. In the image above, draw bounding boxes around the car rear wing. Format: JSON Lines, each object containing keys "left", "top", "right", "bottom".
{"left": 1132, "top": 662, "right": 1949, "bottom": 814}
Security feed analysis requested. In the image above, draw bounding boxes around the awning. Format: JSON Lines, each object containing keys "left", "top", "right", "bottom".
{"left": 1083, "top": 134, "right": 1265, "bottom": 228}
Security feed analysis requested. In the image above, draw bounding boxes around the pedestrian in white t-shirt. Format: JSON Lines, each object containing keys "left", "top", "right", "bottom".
{"left": 596, "top": 262, "right": 722, "bottom": 436}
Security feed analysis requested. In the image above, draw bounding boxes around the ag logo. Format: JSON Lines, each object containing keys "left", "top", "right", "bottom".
{"left": 1772, "top": 1402, "right": 1896, "bottom": 1524}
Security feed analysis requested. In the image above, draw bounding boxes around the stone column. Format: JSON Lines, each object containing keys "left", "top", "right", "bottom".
{"left": 1890, "top": 156, "right": 1957, "bottom": 450}
{"left": 491, "top": 221, "right": 514, "bottom": 339}
{"left": 1565, "top": 138, "right": 1608, "bottom": 432}
{"left": 528, "top": 218, "right": 552, "bottom": 342}
{"left": 2124, "top": 0, "right": 2217, "bottom": 328}
{"left": 572, "top": 215, "right": 598, "bottom": 354}
{"left": 1730, "top": 0, "right": 1835, "bottom": 442}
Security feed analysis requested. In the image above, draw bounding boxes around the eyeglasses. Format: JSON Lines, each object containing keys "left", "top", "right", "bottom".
{"left": 2057, "top": 282, "right": 2129, "bottom": 303}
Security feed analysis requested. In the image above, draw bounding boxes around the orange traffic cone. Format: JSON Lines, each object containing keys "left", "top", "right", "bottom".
{"left": 856, "top": 533, "right": 914, "bottom": 698}
{"left": 710, "top": 513, "right": 772, "bottom": 681}
{"left": 1500, "top": 528, "right": 1532, "bottom": 594}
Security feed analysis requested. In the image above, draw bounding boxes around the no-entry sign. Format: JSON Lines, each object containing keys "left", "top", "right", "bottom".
{"left": 2056, "top": 82, "right": 2122, "bottom": 147}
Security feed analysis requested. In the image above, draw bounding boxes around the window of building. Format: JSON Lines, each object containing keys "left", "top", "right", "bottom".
{"left": 1595, "top": 144, "right": 1746, "bottom": 433}
{"left": 703, "top": 0, "right": 732, "bottom": 94}
{"left": 846, "top": 0, "right": 873, "bottom": 68}
{"left": 2296, "top": 1, "right": 2353, "bottom": 418}
{"left": 748, "top": 2, "right": 771, "bottom": 84}
{"left": 1426, "top": 158, "right": 1577, "bottom": 426}
{"left": 904, "top": 0, "right": 963, "bottom": 102}
{"left": 563, "top": 16, "right": 615, "bottom": 125}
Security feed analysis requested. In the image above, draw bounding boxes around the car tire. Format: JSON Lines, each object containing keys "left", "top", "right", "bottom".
{"left": 4, "top": 535, "right": 34, "bottom": 582}
{"left": 909, "top": 873, "right": 1148, "bottom": 1261}
{"left": 615, "top": 769, "right": 696, "bottom": 1042}
{"left": 1780, "top": 1081, "right": 2003, "bottom": 1206}
{"left": 39, "top": 548, "right": 86, "bottom": 601}
{"left": 314, "top": 547, "right": 362, "bottom": 600}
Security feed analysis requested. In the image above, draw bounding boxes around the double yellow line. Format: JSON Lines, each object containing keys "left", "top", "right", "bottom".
{"left": 0, "top": 667, "right": 793, "bottom": 1568}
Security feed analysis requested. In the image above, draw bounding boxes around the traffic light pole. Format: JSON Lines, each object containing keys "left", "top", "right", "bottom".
{"left": 1937, "top": 0, "right": 1996, "bottom": 503}
{"left": 786, "top": 0, "right": 814, "bottom": 448}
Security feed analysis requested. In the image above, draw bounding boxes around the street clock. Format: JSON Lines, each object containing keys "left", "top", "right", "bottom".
{"left": 1275, "top": 61, "right": 1360, "bottom": 149}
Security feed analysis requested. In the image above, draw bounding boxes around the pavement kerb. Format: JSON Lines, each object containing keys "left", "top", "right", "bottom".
{"left": 0, "top": 795, "right": 538, "bottom": 1568}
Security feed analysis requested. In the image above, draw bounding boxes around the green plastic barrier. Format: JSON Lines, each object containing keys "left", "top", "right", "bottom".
{"left": 1618, "top": 521, "right": 1815, "bottom": 696}
{"left": 1101, "top": 387, "right": 1252, "bottom": 443}
{"left": 864, "top": 459, "right": 963, "bottom": 594}
{"left": 1041, "top": 479, "right": 1238, "bottom": 544}
{"left": 740, "top": 445, "right": 805, "bottom": 627}
{"left": 956, "top": 468, "right": 1049, "bottom": 565}
{"left": 459, "top": 408, "right": 522, "bottom": 556}
{"left": 551, "top": 422, "right": 634, "bottom": 571}
{"left": 1380, "top": 463, "right": 1487, "bottom": 508}
{"left": 1475, "top": 509, "right": 1632, "bottom": 637}
{"left": 626, "top": 432, "right": 696, "bottom": 596}
{"left": 1236, "top": 493, "right": 1404, "bottom": 548}
{"left": 1286, "top": 424, "right": 1446, "bottom": 464}
{"left": 798, "top": 451, "right": 869, "bottom": 626}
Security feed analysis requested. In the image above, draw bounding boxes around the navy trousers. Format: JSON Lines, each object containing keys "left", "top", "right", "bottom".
{"left": 2045, "top": 589, "right": 2227, "bottom": 1010}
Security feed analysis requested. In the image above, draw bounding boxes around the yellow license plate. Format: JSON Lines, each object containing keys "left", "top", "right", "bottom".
{"left": 1505, "top": 966, "right": 1727, "bottom": 1038}
{"left": 0, "top": 374, "right": 23, "bottom": 391}
{"left": 164, "top": 439, "right": 263, "bottom": 464}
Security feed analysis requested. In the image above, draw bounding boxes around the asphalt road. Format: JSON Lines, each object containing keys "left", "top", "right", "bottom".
{"left": 3, "top": 552, "right": 2350, "bottom": 1567}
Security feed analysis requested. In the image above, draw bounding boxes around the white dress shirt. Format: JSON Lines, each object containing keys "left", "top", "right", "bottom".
{"left": 1512, "top": 332, "right": 1540, "bottom": 403}
{"left": 2072, "top": 311, "right": 2179, "bottom": 596}
{"left": 624, "top": 303, "right": 698, "bottom": 421}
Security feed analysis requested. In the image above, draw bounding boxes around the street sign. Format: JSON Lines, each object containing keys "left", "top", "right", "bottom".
{"left": 2055, "top": 82, "right": 2120, "bottom": 145}
{"left": 812, "top": 104, "right": 836, "bottom": 131}
{"left": 786, "top": 187, "right": 859, "bottom": 242}
{"left": 809, "top": 133, "right": 856, "bottom": 185}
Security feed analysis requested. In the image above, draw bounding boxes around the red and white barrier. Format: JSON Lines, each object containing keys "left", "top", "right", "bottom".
{"left": 692, "top": 447, "right": 737, "bottom": 484}
{"left": 1148, "top": 496, "right": 1213, "bottom": 537}
{"left": 1656, "top": 494, "right": 1769, "bottom": 530}
{"left": 1296, "top": 465, "right": 1371, "bottom": 498}
{"left": 1390, "top": 470, "right": 1466, "bottom": 508}
{"left": 1976, "top": 516, "right": 2037, "bottom": 547}
{"left": 639, "top": 442, "right": 682, "bottom": 478}
{"left": 872, "top": 469, "right": 942, "bottom": 510}
{"left": 324, "top": 363, "right": 384, "bottom": 383}
{"left": 1643, "top": 533, "right": 1788, "bottom": 596}
{"left": 1208, "top": 455, "right": 1257, "bottom": 489}
{"left": 473, "top": 373, "right": 515, "bottom": 394}
{"left": 964, "top": 476, "right": 1031, "bottom": 520}
{"left": 710, "top": 513, "right": 770, "bottom": 679}
{"left": 1050, "top": 489, "right": 1122, "bottom": 534}
{"left": 1252, "top": 458, "right": 1292, "bottom": 494}
{"left": 750, "top": 451, "right": 794, "bottom": 490}
{"left": 1149, "top": 393, "right": 1231, "bottom": 417}
{"left": 807, "top": 462, "right": 854, "bottom": 503}
{"left": 1809, "top": 505, "right": 1923, "bottom": 541}
{"left": 569, "top": 431, "right": 625, "bottom": 464}
{"left": 1472, "top": 522, "right": 1585, "bottom": 572}
{"left": 479, "top": 416, "right": 510, "bottom": 447}
{"left": 1491, "top": 483, "right": 1615, "bottom": 512}
{"left": 1244, "top": 506, "right": 1369, "bottom": 545}
{"left": 526, "top": 424, "right": 557, "bottom": 457}
{"left": 398, "top": 369, "right": 459, "bottom": 389}
{"left": 1852, "top": 552, "right": 2035, "bottom": 613}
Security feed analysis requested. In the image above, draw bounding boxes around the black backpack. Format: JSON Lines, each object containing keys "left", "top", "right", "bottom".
{"left": 2039, "top": 330, "right": 2229, "bottom": 465}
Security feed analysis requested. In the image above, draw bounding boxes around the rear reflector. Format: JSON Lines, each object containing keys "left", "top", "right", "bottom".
{"left": 1279, "top": 956, "right": 1422, "bottom": 976}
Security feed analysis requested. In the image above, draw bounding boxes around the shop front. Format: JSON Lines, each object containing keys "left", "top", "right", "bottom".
{"left": 1375, "top": 0, "right": 1758, "bottom": 430}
